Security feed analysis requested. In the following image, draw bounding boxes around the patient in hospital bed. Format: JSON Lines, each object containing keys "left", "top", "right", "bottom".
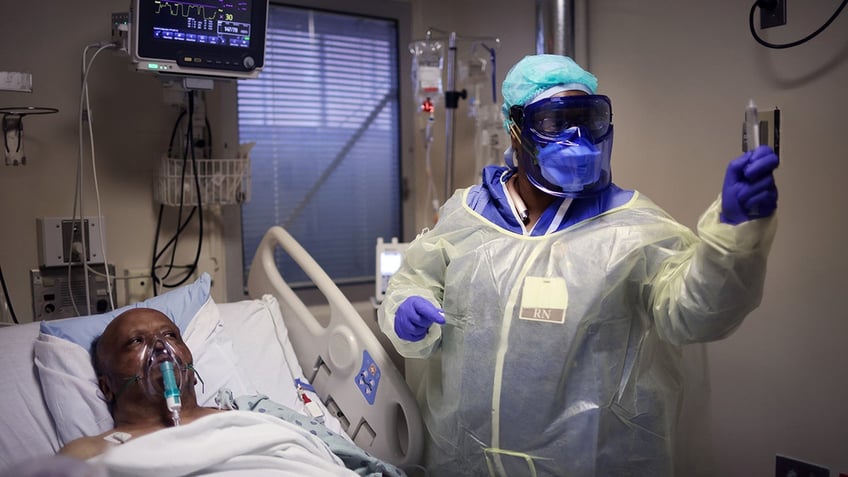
{"left": 58, "top": 307, "right": 404, "bottom": 477}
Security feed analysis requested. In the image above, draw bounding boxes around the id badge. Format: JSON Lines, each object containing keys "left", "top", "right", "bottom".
{"left": 519, "top": 276, "right": 567, "bottom": 324}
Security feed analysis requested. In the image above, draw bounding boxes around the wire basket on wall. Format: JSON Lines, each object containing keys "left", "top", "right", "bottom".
{"left": 154, "top": 155, "right": 251, "bottom": 206}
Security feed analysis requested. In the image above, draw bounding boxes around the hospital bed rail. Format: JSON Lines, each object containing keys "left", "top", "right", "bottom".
{"left": 247, "top": 225, "right": 424, "bottom": 469}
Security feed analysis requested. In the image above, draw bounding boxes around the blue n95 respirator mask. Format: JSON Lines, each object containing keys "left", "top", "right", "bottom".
{"left": 508, "top": 94, "right": 614, "bottom": 197}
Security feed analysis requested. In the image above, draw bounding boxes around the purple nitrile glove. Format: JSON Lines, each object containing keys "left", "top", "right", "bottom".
{"left": 720, "top": 145, "right": 779, "bottom": 225}
{"left": 394, "top": 296, "right": 446, "bottom": 342}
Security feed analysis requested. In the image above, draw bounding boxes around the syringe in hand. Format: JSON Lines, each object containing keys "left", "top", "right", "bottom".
{"left": 160, "top": 361, "right": 182, "bottom": 426}
{"left": 745, "top": 99, "right": 760, "bottom": 152}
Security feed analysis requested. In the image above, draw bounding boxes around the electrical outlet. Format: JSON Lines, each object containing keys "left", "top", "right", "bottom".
{"left": 760, "top": 0, "right": 787, "bottom": 29}
{"left": 775, "top": 455, "right": 829, "bottom": 477}
{"left": 124, "top": 268, "right": 153, "bottom": 305}
{"left": 36, "top": 217, "right": 106, "bottom": 268}
{"left": 111, "top": 12, "right": 130, "bottom": 52}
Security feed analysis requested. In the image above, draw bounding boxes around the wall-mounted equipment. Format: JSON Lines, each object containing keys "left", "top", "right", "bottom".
{"left": 0, "top": 72, "right": 33, "bottom": 93}
{"left": 128, "top": 0, "right": 269, "bottom": 79}
{"left": 30, "top": 264, "right": 116, "bottom": 320}
{"left": 1, "top": 106, "right": 58, "bottom": 166}
{"left": 750, "top": 0, "right": 848, "bottom": 49}
{"left": 759, "top": 0, "right": 787, "bottom": 29}
{"left": 36, "top": 217, "right": 106, "bottom": 268}
{"left": 154, "top": 142, "right": 253, "bottom": 206}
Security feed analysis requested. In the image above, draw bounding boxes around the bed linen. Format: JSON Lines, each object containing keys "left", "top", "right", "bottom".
{"left": 90, "top": 411, "right": 360, "bottom": 477}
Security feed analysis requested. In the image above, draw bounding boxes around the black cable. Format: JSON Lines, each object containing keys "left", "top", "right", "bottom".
{"left": 152, "top": 107, "right": 191, "bottom": 295}
{"left": 154, "top": 207, "right": 197, "bottom": 263}
{"left": 151, "top": 204, "right": 199, "bottom": 294}
{"left": 153, "top": 90, "right": 205, "bottom": 291}
{"left": 206, "top": 116, "right": 213, "bottom": 158}
{"left": 750, "top": 0, "right": 848, "bottom": 49}
{"left": 151, "top": 203, "right": 165, "bottom": 296}
{"left": 160, "top": 130, "right": 191, "bottom": 282}
{"left": 0, "top": 265, "right": 19, "bottom": 324}
{"left": 152, "top": 107, "right": 188, "bottom": 294}
{"left": 167, "top": 110, "right": 187, "bottom": 157}
{"left": 164, "top": 91, "right": 205, "bottom": 288}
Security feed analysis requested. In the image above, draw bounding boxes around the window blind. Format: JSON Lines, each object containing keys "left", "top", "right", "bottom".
{"left": 238, "top": 5, "right": 401, "bottom": 286}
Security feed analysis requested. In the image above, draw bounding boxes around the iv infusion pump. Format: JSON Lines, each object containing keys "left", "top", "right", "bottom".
{"left": 128, "top": 0, "right": 268, "bottom": 79}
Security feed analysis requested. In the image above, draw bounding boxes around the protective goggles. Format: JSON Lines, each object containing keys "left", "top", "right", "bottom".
{"left": 509, "top": 95, "right": 612, "bottom": 144}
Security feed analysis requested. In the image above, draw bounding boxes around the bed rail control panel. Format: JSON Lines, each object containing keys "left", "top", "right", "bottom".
{"left": 356, "top": 350, "right": 381, "bottom": 405}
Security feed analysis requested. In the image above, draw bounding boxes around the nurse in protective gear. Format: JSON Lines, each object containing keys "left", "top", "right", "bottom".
{"left": 378, "top": 54, "right": 778, "bottom": 476}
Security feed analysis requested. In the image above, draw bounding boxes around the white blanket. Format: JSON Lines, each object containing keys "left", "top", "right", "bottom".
{"left": 90, "top": 411, "right": 359, "bottom": 476}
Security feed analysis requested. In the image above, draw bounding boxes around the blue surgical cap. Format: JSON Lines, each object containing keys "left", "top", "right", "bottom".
{"left": 502, "top": 54, "right": 598, "bottom": 129}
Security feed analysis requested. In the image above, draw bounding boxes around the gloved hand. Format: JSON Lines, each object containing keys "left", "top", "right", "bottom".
{"left": 720, "top": 145, "right": 779, "bottom": 225}
{"left": 394, "top": 296, "right": 446, "bottom": 342}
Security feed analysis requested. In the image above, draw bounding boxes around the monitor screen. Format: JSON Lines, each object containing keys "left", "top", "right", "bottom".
{"left": 375, "top": 239, "right": 407, "bottom": 303}
{"left": 379, "top": 250, "right": 404, "bottom": 295}
{"left": 132, "top": 0, "right": 268, "bottom": 79}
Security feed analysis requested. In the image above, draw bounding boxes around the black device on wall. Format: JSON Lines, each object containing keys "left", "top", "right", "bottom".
{"left": 30, "top": 264, "right": 116, "bottom": 320}
{"left": 130, "top": 0, "right": 268, "bottom": 79}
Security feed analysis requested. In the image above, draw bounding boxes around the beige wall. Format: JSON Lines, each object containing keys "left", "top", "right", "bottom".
{"left": 593, "top": 1, "right": 848, "bottom": 474}
{"left": 0, "top": 0, "right": 846, "bottom": 474}
{"left": 0, "top": 1, "right": 233, "bottom": 316}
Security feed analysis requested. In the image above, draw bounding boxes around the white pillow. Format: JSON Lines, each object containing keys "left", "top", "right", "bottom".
{"left": 34, "top": 296, "right": 256, "bottom": 446}
{"left": 216, "top": 296, "right": 301, "bottom": 409}
{"left": 216, "top": 295, "right": 345, "bottom": 437}
{"left": 0, "top": 322, "right": 62, "bottom": 466}
{"left": 181, "top": 297, "right": 257, "bottom": 407}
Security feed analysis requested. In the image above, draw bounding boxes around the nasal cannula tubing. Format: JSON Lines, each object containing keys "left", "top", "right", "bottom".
{"left": 160, "top": 361, "right": 182, "bottom": 426}
{"left": 745, "top": 99, "right": 760, "bottom": 152}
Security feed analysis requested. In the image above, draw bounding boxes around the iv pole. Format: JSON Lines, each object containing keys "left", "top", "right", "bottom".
{"left": 443, "top": 31, "right": 462, "bottom": 202}
{"left": 425, "top": 28, "right": 499, "bottom": 202}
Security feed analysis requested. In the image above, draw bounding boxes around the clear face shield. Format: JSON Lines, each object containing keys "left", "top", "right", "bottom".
{"left": 508, "top": 95, "right": 614, "bottom": 197}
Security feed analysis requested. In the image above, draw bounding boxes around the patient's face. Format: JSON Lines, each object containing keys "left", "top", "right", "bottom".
{"left": 96, "top": 308, "right": 193, "bottom": 402}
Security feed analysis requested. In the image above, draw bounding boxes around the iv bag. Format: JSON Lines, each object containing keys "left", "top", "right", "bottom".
{"left": 461, "top": 42, "right": 498, "bottom": 119}
{"left": 474, "top": 103, "right": 506, "bottom": 171}
{"left": 410, "top": 40, "right": 444, "bottom": 107}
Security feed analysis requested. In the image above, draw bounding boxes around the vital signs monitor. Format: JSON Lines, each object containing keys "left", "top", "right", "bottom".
{"left": 130, "top": 0, "right": 268, "bottom": 79}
